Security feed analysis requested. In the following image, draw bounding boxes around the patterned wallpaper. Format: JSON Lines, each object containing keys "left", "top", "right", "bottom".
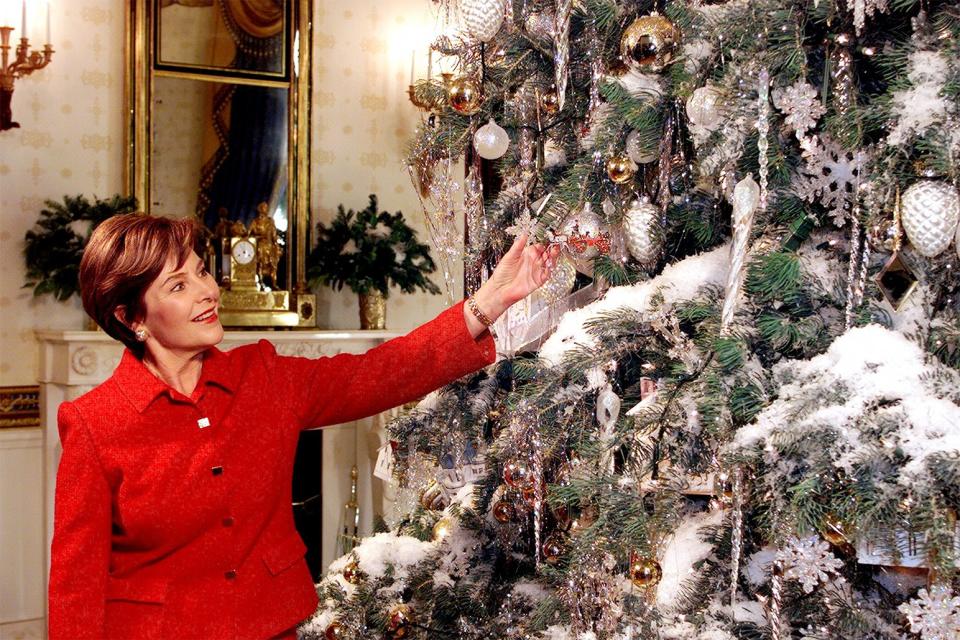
{"left": 310, "top": 0, "right": 462, "bottom": 330}
{"left": 0, "top": 0, "right": 125, "bottom": 388}
{"left": 0, "top": 0, "right": 463, "bottom": 387}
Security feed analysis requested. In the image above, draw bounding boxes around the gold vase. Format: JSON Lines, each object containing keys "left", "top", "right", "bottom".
{"left": 358, "top": 291, "right": 386, "bottom": 330}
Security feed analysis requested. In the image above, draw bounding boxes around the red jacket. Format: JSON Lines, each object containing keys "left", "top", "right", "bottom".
{"left": 49, "top": 301, "right": 496, "bottom": 639}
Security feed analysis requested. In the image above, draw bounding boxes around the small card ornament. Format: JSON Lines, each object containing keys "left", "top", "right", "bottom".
{"left": 373, "top": 441, "right": 396, "bottom": 482}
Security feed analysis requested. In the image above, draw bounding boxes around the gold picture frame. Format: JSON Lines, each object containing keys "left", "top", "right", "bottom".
{"left": 0, "top": 386, "right": 40, "bottom": 428}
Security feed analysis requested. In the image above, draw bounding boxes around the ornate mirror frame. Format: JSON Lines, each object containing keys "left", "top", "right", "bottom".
{"left": 124, "top": 0, "right": 313, "bottom": 327}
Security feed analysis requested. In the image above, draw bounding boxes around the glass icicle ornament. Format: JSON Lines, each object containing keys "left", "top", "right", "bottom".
{"left": 900, "top": 180, "right": 960, "bottom": 258}
{"left": 623, "top": 198, "right": 663, "bottom": 266}
{"left": 720, "top": 175, "right": 760, "bottom": 331}
{"left": 473, "top": 118, "right": 510, "bottom": 159}
{"left": 757, "top": 69, "right": 770, "bottom": 211}
{"left": 460, "top": 0, "right": 505, "bottom": 42}
{"left": 553, "top": 0, "right": 571, "bottom": 111}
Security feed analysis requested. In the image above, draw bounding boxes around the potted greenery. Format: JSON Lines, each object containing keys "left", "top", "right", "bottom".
{"left": 306, "top": 194, "right": 440, "bottom": 329}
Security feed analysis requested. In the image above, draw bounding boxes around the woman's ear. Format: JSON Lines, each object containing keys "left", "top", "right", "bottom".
{"left": 114, "top": 305, "right": 134, "bottom": 331}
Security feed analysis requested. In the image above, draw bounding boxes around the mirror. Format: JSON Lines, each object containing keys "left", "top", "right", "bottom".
{"left": 156, "top": 0, "right": 288, "bottom": 78}
{"left": 126, "top": 0, "right": 312, "bottom": 327}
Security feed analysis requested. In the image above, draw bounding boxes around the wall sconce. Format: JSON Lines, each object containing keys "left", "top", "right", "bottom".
{"left": 1, "top": 1, "right": 54, "bottom": 131}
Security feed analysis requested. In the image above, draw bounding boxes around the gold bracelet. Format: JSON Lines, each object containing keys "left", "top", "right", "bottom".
{"left": 467, "top": 296, "right": 494, "bottom": 327}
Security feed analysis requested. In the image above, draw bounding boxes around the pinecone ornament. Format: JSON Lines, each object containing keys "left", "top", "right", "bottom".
{"left": 460, "top": 0, "right": 505, "bottom": 42}
{"left": 900, "top": 180, "right": 960, "bottom": 258}
{"left": 623, "top": 199, "right": 663, "bottom": 266}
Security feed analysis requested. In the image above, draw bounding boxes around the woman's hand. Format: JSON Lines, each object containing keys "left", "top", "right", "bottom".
{"left": 464, "top": 233, "right": 561, "bottom": 337}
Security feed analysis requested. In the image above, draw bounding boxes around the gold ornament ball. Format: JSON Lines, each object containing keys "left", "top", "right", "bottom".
{"left": 540, "top": 87, "right": 561, "bottom": 114}
{"left": 503, "top": 461, "right": 532, "bottom": 489}
{"left": 433, "top": 516, "right": 454, "bottom": 542}
{"left": 493, "top": 499, "right": 516, "bottom": 523}
{"left": 619, "top": 14, "right": 680, "bottom": 72}
{"left": 386, "top": 603, "right": 415, "bottom": 639}
{"left": 447, "top": 76, "right": 484, "bottom": 115}
{"left": 629, "top": 551, "right": 663, "bottom": 588}
{"left": 324, "top": 620, "right": 344, "bottom": 640}
{"left": 542, "top": 533, "right": 565, "bottom": 564}
{"left": 606, "top": 154, "right": 637, "bottom": 184}
{"left": 342, "top": 560, "right": 361, "bottom": 585}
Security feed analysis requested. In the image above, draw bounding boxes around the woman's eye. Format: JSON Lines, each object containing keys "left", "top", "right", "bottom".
{"left": 171, "top": 282, "right": 185, "bottom": 292}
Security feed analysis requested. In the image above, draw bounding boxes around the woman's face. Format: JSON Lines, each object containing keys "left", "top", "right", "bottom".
{"left": 133, "top": 250, "right": 223, "bottom": 357}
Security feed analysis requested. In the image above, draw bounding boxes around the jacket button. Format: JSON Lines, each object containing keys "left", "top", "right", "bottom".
{"left": 211, "top": 466, "right": 223, "bottom": 476}
{"left": 222, "top": 516, "right": 234, "bottom": 527}
{"left": 224, "top": 570, "right": 237, "bottom": 580}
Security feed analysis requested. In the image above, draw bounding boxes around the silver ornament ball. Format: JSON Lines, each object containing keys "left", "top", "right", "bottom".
{"left": 474, "top": 118, "right": 510, "bottom": 160}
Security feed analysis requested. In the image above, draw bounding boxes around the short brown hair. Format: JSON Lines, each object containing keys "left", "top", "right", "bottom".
{"left": 80, "top": 213, "right": 200, "bottom": 357}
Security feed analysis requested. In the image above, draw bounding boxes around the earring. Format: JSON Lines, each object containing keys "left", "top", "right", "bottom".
{"left": 135, "top": 328, "right": 147, "bottom": 342}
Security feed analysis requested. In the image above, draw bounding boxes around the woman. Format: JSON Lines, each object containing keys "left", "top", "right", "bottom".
{"left": 49, "top": 213, "right": 559, "bottom": 640}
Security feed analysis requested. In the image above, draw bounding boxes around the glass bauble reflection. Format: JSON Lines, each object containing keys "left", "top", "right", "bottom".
{"left": 448, "top": 76, "right": 484, "bottom": 115}
{"left": 606, "top": 153, "right": 637, "bottom": 184}
{"left": 619, "top": 14, "right": 680, "bottom": 72}
{"left": 473, "top": 118, "right": 510, "bottom": 159}
{"left": 629, "top": 550, "right": 663, "bottom": 588}
{"left": 542, "top": 533, "right": 565, "bottom": 564}
{"left": 901, "top": 180, "right": 960, "bottom": 257}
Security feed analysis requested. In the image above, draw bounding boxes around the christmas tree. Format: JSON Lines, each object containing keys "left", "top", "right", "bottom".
{"left": 302, "top": 0, "right": 960, "bottom": 637}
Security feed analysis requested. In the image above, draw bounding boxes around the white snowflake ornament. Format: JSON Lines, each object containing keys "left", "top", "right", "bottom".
{"left": 898, "top": 585, "right": 960, "bottom": 640}
{"left": 777, "top": 536, "right": 844, "bottom": 594}
{"left": 772, "top": 81, "right": 825, "bottom": 138}
{"left": 505, "top": 209, "right": 538, "bottom": 239}
{"left": 794, "top": 137, "right": 866, "bottom": 227}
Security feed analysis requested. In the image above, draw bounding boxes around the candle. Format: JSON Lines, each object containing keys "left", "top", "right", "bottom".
{"left": 427, "top": 47, "right": 432, "bottom": 80}
{"left": 46, "top": 1, "right": 50, "bottom": 43}
{"left": 409, "top": 50, "right": 415, "bottom": 85}
{"left": 22, "top": 0, "right": 26, "bottom": 36}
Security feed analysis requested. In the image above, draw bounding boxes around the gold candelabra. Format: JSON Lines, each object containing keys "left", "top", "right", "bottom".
{"left": 1, "top": 17, "right": 54, "bottom": 131}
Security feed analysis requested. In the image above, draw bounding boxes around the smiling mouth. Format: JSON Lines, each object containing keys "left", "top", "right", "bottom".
{"left": 192, "top": 308, "right": 218, "bottom": 323}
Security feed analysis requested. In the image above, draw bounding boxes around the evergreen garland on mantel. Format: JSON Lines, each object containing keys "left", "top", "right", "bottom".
{"left": 23, "top": 194, "right": 138, "bottom": 301}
